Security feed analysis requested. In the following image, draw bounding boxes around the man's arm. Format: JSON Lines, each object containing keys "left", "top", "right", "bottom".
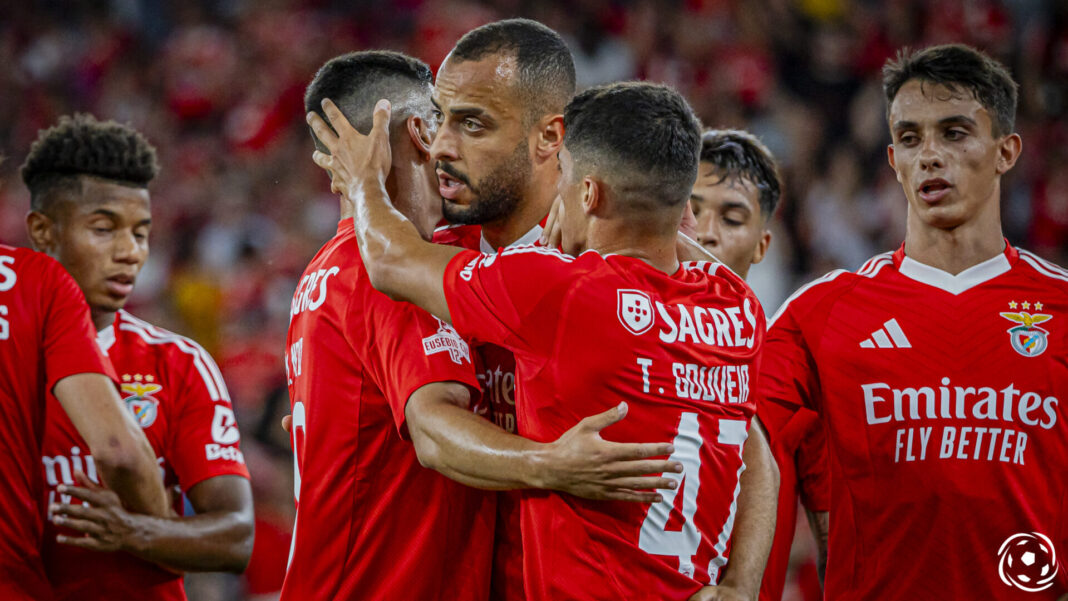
{"left": 308, "top": 99, "right": 458, "bottom": 321}
{"left": 691, "top": 419, "right": 778, "bottom": 601}
{"left": 52, "top": 472, "right": 254, "bottom": 572}
{"left": 805, "top": 508, "right": 829, "bottom": 585}
{"left": 53, "top": 374, "right": 171, "bottom": 517}
{"left": 406, "top": 382, "right": 682, "bottom": 502}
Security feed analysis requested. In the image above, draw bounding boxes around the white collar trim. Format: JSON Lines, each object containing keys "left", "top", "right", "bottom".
{"left": 481, "top": 223, "right": 544, "bottom": 253}
{"left": 97, "top": 320, "right": 117, "bottom": 354}
{"left": 898, "top": 251, "right": 1011, "bottom": 295}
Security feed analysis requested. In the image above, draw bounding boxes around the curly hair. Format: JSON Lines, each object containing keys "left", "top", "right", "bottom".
{"left": 21, "top": 113, "right": 159, "bottom": 212}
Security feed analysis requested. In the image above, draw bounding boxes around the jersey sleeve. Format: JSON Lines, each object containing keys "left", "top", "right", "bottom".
{"left": 442, "top": 247, "right": 573, "bottom": 356}
{"left": 755, "top": 301, "right": 820, "bottom": 442}
{"left": 359, "top": 291, "right": 481, "bottom": 437}
{"left": 41, "top": 256, "right": 117, "bottom": 391}
{"left": 166, "top": 342, "right": 250, "bottom": 492}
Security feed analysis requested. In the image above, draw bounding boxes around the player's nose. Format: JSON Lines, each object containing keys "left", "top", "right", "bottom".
{"left": 697, "top": 216, "right": 719, "bottom": 248}
{"left": 113, "top": 230, "right": 145, "bottom": 264}
{"left": 917, "top": 137, "right": 945, "bottom": 171}
{"left": 429, "top": 124, "right": 460, "bottom": 162}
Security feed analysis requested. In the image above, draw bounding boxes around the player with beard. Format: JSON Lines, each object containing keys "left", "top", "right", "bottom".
{"left": 431, "top": 22, "right": 777, "bottom": 600}
{"left": 284, "top": 51, "right": 682, "bottom": 601}
{"left": 758, "top": 44, "right": 1067, "bottom": 598}
{"left": 22, "top": 114, "right": 254, "bottom": 601}
{"left": 689, "top": 129, "right": 829, "bottom": 599}
{"left": 311, "top": 79, "right": 775, "bottom": 601}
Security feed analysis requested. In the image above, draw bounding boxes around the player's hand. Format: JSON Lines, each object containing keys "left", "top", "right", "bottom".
{"left": 539, "top": 193, "right": 564, "bottom": 249}
{"left": 541, "top": 402, "right": 682, "bottom": 503}
{"left": 679, "top": 199, "right": 699, "bottom": 239}
{"left": 50, "top": 469, "right": 147, "bottom": 553}
{"left": 687, "top": 585, "right": 749, "bottom": 601}
{"left": 282, "top": 414, "right": 293, "bottom": 434}
{"left": 308, "top": 98, "right": 393, "bottom": 201}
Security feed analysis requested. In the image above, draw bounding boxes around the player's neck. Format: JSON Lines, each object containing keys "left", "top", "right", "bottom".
{"left": 587, "top": 223, "right": 679, "bottom": 274}
{"left": 92, "top": 308, "right": 117, "bottom": 333}
{"left": 903, "top": 213, "right": 1006, "bottom": 275}
{"left": 480, "top": 184, "right": 553, "bottom": 250}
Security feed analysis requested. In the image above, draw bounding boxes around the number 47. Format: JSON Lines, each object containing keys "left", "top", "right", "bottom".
{"left": 638, "top": 413, "right": 748, "bottom": 581}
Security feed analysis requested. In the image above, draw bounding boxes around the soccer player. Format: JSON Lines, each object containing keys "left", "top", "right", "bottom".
{"left": 757, "top": 44, "right": 1068, "bottom": 598}
{"left": 311, "top": 80, "right": 770, "bottom": 600}
{"left": 21, "top": 114, "right": 254, "bottom": 600}
{"left": 689, "top": 129, "right": 829, "bottom": 599}
{"left": 285, "top": 51, "right": 681, "bottom": 601}
{"left": 433, "top": 23, "right": 778, "bottom": 600}
{"left": 1, "top": 228, "right": 168, "bottom": 597}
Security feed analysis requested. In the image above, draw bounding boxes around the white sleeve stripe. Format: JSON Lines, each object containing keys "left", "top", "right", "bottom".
{"left": 117, "top": 316, "right": 230, "bottom": 402}
{"left": 857, "top": 252, "right": 893, "bottom": 276}
{"left": 1018, "top": 250, "right": 1068, "bottom": 282}
{"left": 768, "top": 270, "right": 848, "bottom": 328}
{"left": 498, "top": 245, "right": 575, "bottom": 262}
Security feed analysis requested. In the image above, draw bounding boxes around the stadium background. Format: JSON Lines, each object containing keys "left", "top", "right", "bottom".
{"left": 1, "top": 0, "right": 1065, "bottom": 599}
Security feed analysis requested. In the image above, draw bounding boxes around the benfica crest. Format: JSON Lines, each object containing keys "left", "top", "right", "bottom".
{"left": 1000, "top": 302, "right": 1052, "bottom": 358}
{"left": 121, "top": 374, "right": 162, "bottom": 428}
{"left": 617, "top": 289, "right": 654, "bottom": 335}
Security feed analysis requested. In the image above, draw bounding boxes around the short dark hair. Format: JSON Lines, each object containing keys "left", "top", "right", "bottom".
{"left": 564, "top": 82, "right": 701, "bottom": 212}
{"left": 699, "top": 129, "right": 782, "bottom": 219}
{"left": 449, "top": 18, "right": 576, "bottom": 123}
{"left": 304, "top": 50, "right": 433, "bottom": 150}
{"left": 882, "top": 44, "right": 1018, "bottom": 137}
{"left": 21, "top": 113, "right": 158, "bottom": 213}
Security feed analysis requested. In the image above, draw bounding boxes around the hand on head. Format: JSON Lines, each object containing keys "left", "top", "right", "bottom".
{"left": 307, "top": 98, "right": 394, "bottom": 205}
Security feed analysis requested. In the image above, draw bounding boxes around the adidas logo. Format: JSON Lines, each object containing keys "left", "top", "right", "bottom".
{"left": 860, "top": 318, "right": 912, "bottom": 349}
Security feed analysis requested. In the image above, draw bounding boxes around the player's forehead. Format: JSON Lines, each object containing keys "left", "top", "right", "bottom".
{"left": 691, "top": 166, "right": 759, "bottom": 212}
{"left": 888, "top": 79, "right": 991, "bottom": 131}
{"left": 63, "top": 175, "right": 152, "bottom": 221}
{"left": 433, "top": 54, "right": 523, "bottom": 122}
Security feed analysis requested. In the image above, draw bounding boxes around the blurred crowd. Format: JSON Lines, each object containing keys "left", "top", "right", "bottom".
{"left": 1, "top": 0, "right": 1065, "bottom": 599}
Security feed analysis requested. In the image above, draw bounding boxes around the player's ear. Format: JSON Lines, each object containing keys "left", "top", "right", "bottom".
{"left": 751, "top": 229, "right": 772, "bottom": 265}
{"left": 407, "top": 115, "right": 432, "bottom": 162}
{"left": 995, "top": 133, "right": 1022, "bottom": 175}
{"left": 25, "top": 211, "right": 57, "bottom": 254}
{"left": 533, "top": 114, "right": 565, "bottom": 161}
{"left": 581, "top": 176, "right": 601, "bottom": 215}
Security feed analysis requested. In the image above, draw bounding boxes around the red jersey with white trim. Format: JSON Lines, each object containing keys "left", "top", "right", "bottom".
{"left": 281, "top": 218, "right": 494, "bottom": 601}
{"left": 433, "top": 220, "right": 546, "bottom": 601}
{"left": 41, "top": 309, "right": 249, "bottom": 601}
{"left": 443, "top": 247, "right": 765, "bottom": 601}
{"left": 758, "top": 244, "right": 1068, "bottom": 600}
{"left": 0, "top": 245, "right": 116, "bottom": 601}
{"left": 757, "top": 409, "right": 828, "bottom": 601}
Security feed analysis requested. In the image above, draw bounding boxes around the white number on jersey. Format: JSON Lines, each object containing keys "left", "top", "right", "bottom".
{"left": 638, "top": 414, "right": 748, "bottom": 580}
{"left": 0, "top": 305, "right": 8, "bottom": 340}
{"left": 287, "top": 401, "right": 307, "bottom": 568}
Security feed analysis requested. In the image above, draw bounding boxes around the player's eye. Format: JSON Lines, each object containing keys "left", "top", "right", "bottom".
{"left": 461, "top": 118, "right": 483, "bottom": 133}
{"left": 431, "top": 109, "right": 443, "bottom": 124}
{"left": 723, "top": 217, "right": 744, "bottom": 227}
{"left": 945, "top": 129, "right": 966, "bottom": 141}
{"left": 898, "top": 133, "right": 919, "bottom": 146}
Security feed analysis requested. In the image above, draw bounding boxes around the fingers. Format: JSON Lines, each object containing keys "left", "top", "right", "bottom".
{"left": 598, "top": 489, "right": 664, "bottom": 504}
{"left": 306, "top": 111, "right": 338, "bottom": 150}
{"left": 600, "top": 475, "right": 679, "bottom": 491}
{"left": 371, "top": 99, "right": 392, "bottom": 138}
{"left": 50, "top": 501, "right": 102, "bottom": 521}
{"left": 52, "top": 515, "right": 106, "bottom": 536}
{"left": 600, "top": 458, "right": 683, "bottom": 478}
{"left": 58, "top": 483, "right": 114, "bottom": 507}
{"left": 578, "top": 402, "right": 629, "bottom": 432}
{"left": 56, "top": 534, "right": 111, "bottom": 551}
{"left": 281, "top": 414, "right": 292, "bottom": 434}
{"left": 321, "top": 99, "right": 356, "bottom": 137}
{"left": 312, "top": 150, "right": 333, "bottom": 171}
{"left": 540, "top": 195, "right": 562, "bottom": 245}
{"left": 604, "top": 441, "right": 677, "bottom": 461}
{"left": 72, "top": 469, "right": 101, "bottom": 490}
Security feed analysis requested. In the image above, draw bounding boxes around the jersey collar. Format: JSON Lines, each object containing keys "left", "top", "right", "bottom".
{"left": 893, "top": 240, "right": 1016, "bottom": 295}
{"left": 96, "top": 316, "right": 118, "bottom": 354}
{"left": 480, "top": 221, "right": 546, "bottom": 253}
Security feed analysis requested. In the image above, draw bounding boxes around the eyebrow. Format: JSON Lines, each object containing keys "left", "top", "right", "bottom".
{"left": 430, "top": 96, "right": 488, "bottom": 119}
{"left": 893, "top": 115, "right": 978, "bottom": 131}
{"left": 89, "top": 208, "right": 151, "bottom": 226}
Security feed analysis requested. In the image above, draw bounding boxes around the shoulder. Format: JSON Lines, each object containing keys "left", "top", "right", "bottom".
{"left": 769, "top": 252, "right": 895, "bottom": 327}
{"left": 433, "top": 223, "right": 482, "bottom": 250}
{"left": 1013, "top": 248, "right": 1068, "bottom": 296}
{"left": 115, "top": 311, "right": 230, "bottom": 401}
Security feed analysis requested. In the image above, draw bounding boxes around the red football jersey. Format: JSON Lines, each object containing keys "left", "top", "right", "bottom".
{"left": 759, "top": 244, "right": 1068, "bottom": 599}
{"left": 433, "top": 221, "right": 546, "bottom": 601}
{"left": 443, "top": 247, "right": 765, "bottom": 601}
{"left": 0, "top": 245, "right": 116, "bottom": 601}
{"left": 757, "top": 409, "right": 828, "bottom": 601}
{"left": 281, "top": 218, "right": 494, "bottom": 601}
{"left": 41, "top": 309, "right": 250, "bottom": 600}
